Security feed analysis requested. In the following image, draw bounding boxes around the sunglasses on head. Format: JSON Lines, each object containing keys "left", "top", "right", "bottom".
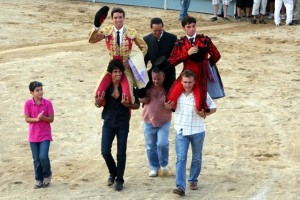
{"left": 29, "top": 81, "right": 43, "bottom": 91}
{"left": 33, "top": 82, "right": 42, "bottom": 87}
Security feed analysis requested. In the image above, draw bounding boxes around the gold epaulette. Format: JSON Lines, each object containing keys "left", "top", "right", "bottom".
{"left": 126, "top": 27, "right": 137, "bottom": 39}
{"left": 101, "top": 26, "right": 113, "bottom": 37}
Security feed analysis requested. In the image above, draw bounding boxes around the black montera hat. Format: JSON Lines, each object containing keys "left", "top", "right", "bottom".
{"left": 94, "top": 6, "right": 109, "bottom": 27}
{"left": 189, "top": 46, "right": 208, "bottom": 62}
{"left": 152, "top": 56, "right": 171, "bottom": 72}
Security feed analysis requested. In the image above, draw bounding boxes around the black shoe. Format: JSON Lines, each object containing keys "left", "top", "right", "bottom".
{"left": 211, "top": 17, "right": 218, "bottom": 22}
{"left": 173, "top": 187, "right": 185, "bottom": 196}
{"left": 107, "top": 174, "right": 115, "bottom": 186}
{"left": 223, "top": 17, "right": 229, "bottom": 21}
{"left": 259, "top": 19, "right": 267, "bottom": 24}
{"left": 115, "top": 182, "right": 123, "bottom": 191}
{"left": 251, "top": 19, "right": 257, "bottom": 24}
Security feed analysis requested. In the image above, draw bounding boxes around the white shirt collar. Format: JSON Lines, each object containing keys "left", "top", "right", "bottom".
{"left": 158, "top": 31, "right": 164, "bottom": 41}
{"left": 114, "top": 26, "right": 124, "bottom": 34}
{"left": 187, "top": 33, "right": 197, "bottom": 41}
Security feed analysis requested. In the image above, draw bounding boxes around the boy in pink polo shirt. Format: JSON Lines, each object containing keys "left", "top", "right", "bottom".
{"left": 24, "top": 81, "right": 54, "bottom": 189}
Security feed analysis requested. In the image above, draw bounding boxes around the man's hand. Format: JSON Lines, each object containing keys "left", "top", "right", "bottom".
{"left": 195, "top": 107, "right": 206, "bottom": 118}
{"left": 165, "top": 100, "right": 175, "bottom": 110}
{"left": 95, "top": 91, "right": 105, "bottom": 107}
{"left": 139, "top": 97, "right": 150, "bottom": 104}
{"left": 188, "top": 46, "right": 199, "bottom": 56}
{"left": 121, "top": 93, "right": 131, "bottom": 108}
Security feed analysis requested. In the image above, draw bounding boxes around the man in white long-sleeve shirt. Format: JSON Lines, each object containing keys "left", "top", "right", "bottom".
{"left": 165, "top": 70, "right": 217, "bottom": 196}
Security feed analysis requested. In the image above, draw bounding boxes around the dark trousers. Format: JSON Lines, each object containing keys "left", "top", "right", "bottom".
{"left": 101, "top": 121, "right": 129, "bottom": 184}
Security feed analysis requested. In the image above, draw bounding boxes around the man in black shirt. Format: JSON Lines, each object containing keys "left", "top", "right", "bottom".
{"left": 140, "top": 17, "right": 177, "bottom": 96}
{"left": 95, "top": 59, "right": 140, "bottom": 191}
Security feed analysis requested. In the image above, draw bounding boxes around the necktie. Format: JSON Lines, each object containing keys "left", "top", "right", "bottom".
{"left": 189, "top": 37, "right": 194, "bottom": 45}
{"left": 116, "top": 31, "right": 120, "bottom": 46}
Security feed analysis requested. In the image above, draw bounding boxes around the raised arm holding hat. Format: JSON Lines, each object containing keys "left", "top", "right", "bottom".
{"left": 89, "top": 7, "right": 148, "bottom": 106}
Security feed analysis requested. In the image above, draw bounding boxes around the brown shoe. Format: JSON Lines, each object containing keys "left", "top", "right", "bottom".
{"left": 173, "top": 187, "right": 185, "bottom": 196}
{"left": 189, "top": 182, "right": 198, "bottom": 190}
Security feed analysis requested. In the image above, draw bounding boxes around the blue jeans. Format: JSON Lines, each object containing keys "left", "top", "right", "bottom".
{"left": 175, "top": 131, "right": 205, "bottom": 191}
{"left": 179, "top": 0, "right": 191, "bottom": 20}
{"left": 143, "top": 121, "right": 170, "bottom": 171}
{"left": 101, "top": 121, "right": 129, "bottom": 184}
{"left": 30, "top": 140, "right": 52, "bottom": 181}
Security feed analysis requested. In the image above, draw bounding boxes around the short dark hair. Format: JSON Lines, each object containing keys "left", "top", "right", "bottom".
{"left": 29, "top": 81, "right": 43, "bottom": 92}
{"left": 111, "top": 7, "right": 125, "bottom": 18}
{"left": 181, "top": 70, "right": 195, "bottom": 79}
{"left": 181, "top": 16, "right": 196, "bottom": 27}
{"left": 107, "top": 59, "right": 125, "bottom": 73}
{"left": 150, "top": 17, "right": 163, "bottom": 28}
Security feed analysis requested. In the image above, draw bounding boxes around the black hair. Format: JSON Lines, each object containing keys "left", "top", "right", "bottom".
{"left": 181, "top": 16, "right": 197, "bottom": 27}
{"left": 29, "top": 81, "right": 43, "bottom": 92}
{"left": 111, "top": 7, "right": 125, "bottom": 18}
{"left": 107, "top": 59, "right": 125, "bottom": 73}
{"left": 150, "top": 17, "right": 164, "bottom": 28}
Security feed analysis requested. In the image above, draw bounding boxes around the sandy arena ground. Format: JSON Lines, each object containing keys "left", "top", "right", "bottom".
{"left": 0, "top": 0, "right": 299, "bottom": 199}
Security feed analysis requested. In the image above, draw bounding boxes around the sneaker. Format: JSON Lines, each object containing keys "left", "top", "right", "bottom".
{"left": 223, "top": 17, "right": 229, "bottom": 21}
{"left": 267, "top": 13, "right": 274, "bottom": 19}
{"left": 275, "top": 23, "right": 280, "bottom": 27}
{"left": 211, "top": 17, "right": 218, "bottom": 22}
{"left": 173, "top": 187, "right": 185, "bottom": 196}
{"left": 115, "top": 181, "right": 123, "bottom": 191}
{"left": 42, "top": 175, "right": 51, "bottom": 188}
{"left": 160, "top": 166, "right": 170, "bottom": 176}
{"left": 107, "top": 174, "right": 115, "bottom": 186}
{"left": 259, "top": 19, "right": 267, "bottom": 24}
{"left": 34, "top": 180, "right": 42, "bottom": 189}
{"left": 189, "top": 182, "right": 198, "bottom": 190}
{"left": 280, "top": 14, "right": 286, "bottom": 20}
{"left": 148, "top": 169, "right": 158, "bottom": 177}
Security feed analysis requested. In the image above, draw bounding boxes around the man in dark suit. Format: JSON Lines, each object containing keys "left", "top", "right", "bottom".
{"left": 139, "top": 17, "right": 177, "bottom": 97}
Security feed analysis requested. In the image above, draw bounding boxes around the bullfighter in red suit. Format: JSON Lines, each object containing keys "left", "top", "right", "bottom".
{"left": 88, "top": 7, "right": 148, "bottom": 106}
{"left": 167, "top": 16, "right": 221, "bottom": 112}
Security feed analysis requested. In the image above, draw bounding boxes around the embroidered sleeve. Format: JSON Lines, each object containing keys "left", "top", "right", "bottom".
{"left": 133, "top": 34, "right": 148, "bottom": 56}
{"left": 126, "top": 27, "right": 148, "bottom": 56}
{"left": 168, "top": 37, "right": 189, "bottom": 66}
{"left": 88, "top": 27, "right": 103, "bottom": 43}
{"left": 88, "top": 26, "right": 113, "bottom": 44}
